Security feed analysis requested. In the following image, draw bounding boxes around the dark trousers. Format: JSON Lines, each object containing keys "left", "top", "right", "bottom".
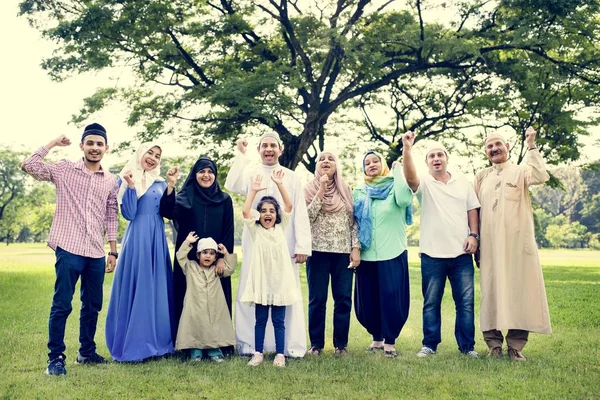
{"left": 48, "top": 247, "right": 105, "bottom": 360}
{"left": 420, "top": 253, "right": 475, "bottom": 353}
{"left": 354, "top": 251, "right": 410, "bottom": 345}
{"left": 306, "top": 251, "right": 353, "bottom": 349}
{"left": 483, "top": 329, "right": 529, "bottom": 351}
{"left": 255, "top": 304, "right": 286, "bottom": 354}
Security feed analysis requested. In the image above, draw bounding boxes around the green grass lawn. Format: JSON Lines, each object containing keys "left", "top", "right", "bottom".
{"left": 1, "top": 244, "right": 599, "bottom": 399}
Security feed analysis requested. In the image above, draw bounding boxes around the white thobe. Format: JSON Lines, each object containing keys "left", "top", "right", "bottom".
{"left": 225, "top": 153, "right": 311, "bottom": 357}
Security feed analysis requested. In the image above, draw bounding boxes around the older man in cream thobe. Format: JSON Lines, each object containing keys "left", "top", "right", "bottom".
{"left": 225, "top": 132, "right": 311, "bottom": 358}
{"left": 474, "top": 127, "right": 552, "bottom": 361}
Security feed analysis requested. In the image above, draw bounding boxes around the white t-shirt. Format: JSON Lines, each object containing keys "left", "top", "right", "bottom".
{"left": 416, "top": 172, "right": 480, "bottom": 258}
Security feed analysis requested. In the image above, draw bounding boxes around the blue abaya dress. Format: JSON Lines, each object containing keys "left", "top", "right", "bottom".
{"left": 106, "top": 181, "right": 175, "bottom": 361}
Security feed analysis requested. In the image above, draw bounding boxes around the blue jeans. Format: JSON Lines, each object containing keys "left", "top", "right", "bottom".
{"left": 306, "top": 251, "right": 353, "bottom": 349}
{"left": 48, "top": 247, "right": 105, "bottom": 360}
{"left": 421, "top": 253, "right": 475, "bottom": 353}
{"left": 254, "top": 304, "right": 286, "bottom": 354}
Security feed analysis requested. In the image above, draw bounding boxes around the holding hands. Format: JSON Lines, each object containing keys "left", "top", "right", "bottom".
{"left": 525, "top": 126, "right": 537, "bottom": 149}
{"left": 185, "top": 231, "right": 199, "bottom": 244}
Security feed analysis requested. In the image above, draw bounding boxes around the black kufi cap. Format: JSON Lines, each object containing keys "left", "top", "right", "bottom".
{"left": 81, "top": 123, "right": 107, "bottom": 143}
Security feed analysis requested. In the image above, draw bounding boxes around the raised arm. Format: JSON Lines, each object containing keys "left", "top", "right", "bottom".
{"left": 159, "top": 167, "right": 180, "bottom": 220}
{"left": 242, "top": 175, "right": 266, "bottom": 219}
{"left": 218, "top": 244, "right": 238, "bottom": 278}
{"left": 401, "top": 131, "right": 420, "bottom": 193}
{"left": 175, "top": 231, "right": 199, "bottom": 275}
{"left": 306, "top": 175, "right": 328, "bottom": 223}
{"left": 225, "top": 138, "right": 251, "bottom": 195}
{"left": 21, "top": 135, "right": 72, "bottom": 182}
{"left": 523, "top": 127, "right": 550, "bottom": 187}
{"left": 120, "top": 171, "right": 139, "bottom": 221}
{"left": 271, "top": 169, "right": 292, "bottom": 213}
{"left": 165, "top": 166, "right": 180, "bottom": 196}
{"left": 392, "top": 163, "right": 413, "bottom": 208}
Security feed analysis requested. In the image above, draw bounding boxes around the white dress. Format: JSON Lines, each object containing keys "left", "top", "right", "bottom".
{"left": 240, "top": 210, "right": 302, "bottom": 306}
{"left": 225, "top": 153, "right": 311, "bottom": 357}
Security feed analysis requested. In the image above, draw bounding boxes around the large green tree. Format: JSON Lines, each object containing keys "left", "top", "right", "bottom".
{"left": 19, "top": 0, "right": 600, "bottom": 170}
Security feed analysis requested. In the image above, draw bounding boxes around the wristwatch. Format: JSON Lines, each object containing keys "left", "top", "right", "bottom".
{"left": 468, "top": 233, "right": 480, "bottom": 241}
{"left": 108, "top": 251, "right": 119, "bottom": 259}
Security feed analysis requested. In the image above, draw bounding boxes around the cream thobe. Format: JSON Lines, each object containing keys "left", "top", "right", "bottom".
{"left": 225, "top": 153, "right": 311, "bottom": 357}
{"left": 474, "top": 149, "right": 552, "bottom": 334}
{"left": 175, "top": 244, "right": 238, "bottom": 350}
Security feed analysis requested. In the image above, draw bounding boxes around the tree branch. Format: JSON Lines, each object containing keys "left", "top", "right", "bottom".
{"left": 165, "top": 29, "right": 214, "bottom": 86}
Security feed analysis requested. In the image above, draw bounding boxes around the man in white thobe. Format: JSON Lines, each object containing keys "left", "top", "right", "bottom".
{"left": 225, "top": 132, "right": 311, "bottom": 357}
{"left": 474, "top": 127, "right": 552, "bottom": 361}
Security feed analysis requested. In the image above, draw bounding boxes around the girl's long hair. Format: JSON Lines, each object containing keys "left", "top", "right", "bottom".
{"left": 256, "top": 196, "right": 282, "bottom": 225}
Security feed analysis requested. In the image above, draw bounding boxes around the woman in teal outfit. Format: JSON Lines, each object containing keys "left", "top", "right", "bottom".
{"left": 353, "top": 151, "right": 413, "bottom": 358}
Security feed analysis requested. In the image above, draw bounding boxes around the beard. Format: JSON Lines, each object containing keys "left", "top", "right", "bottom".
{"left": 84, "top": 154, "right": 102, "bottom": 163}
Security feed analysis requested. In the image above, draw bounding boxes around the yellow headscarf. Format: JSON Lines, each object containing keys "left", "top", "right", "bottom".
{"left": 363, "top": 151, "right": 389, "bottom": 183}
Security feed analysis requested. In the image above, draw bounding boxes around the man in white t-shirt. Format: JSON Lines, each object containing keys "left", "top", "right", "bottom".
{"left": 402, "top": 131, "right": 480, "bottom": 358}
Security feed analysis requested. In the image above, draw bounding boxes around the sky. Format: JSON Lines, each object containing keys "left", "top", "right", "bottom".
{"left": 1, "top": 0, "right": 599, "bottom": 176}
{"left": 0, "top": 1, "right": 133, "bottom": 165}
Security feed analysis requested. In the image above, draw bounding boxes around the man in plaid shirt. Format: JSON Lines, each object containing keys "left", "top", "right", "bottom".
{"left": 21, "top": 123, "right": 119, "bottom": 376}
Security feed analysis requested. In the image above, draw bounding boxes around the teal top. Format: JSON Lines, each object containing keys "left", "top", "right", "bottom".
{"left": 352, "top": 165, "right": 413, "bottom": 262}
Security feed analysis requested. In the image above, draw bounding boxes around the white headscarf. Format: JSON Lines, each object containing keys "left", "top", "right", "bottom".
{"left": 117, "top": 142, "right": 164, "bottom": 204}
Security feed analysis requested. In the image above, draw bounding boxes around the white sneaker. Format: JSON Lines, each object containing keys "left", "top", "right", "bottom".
{"left": 273, "top": 354, "right": 286, "bottom": 367}
{"left": 247, "top": 352, "right": 264, "bottom": 366}
{"left": 465, "top": 350, "right": 479, "bottom": 358}
{"left": 416, "top": 347, "right": 436, "bottom": 357}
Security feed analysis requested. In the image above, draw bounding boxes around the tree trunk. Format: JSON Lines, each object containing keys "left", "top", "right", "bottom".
{"left": 278, "top": 114, "right": 326, "bottom": 173}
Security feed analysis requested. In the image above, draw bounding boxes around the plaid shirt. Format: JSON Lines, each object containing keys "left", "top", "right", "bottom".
{"left": 22, "top": 147, "right": 119, "bottom": 258}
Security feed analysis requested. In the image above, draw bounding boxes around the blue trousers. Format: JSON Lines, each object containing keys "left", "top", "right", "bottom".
{"left": 306, "top": 251, "right": 353, "bottom": 349}
{"left": 48, "top": 247, "right": 105, "bottom": 360}
{"left": 254, "top": 304, "right": 286, "bottom": 354}
{"left": 421, "top": 253, "right": 475, "bottom": 353}
{"left": 354, "top": 251, "right": 410, "bottom": 345}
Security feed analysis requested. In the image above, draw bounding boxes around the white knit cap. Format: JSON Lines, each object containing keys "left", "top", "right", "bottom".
{"left": 424, "top": 141, "right": 448, "bottom": 158}
{"left": 197, "top": 237, "right": 218, "bottom": 253}
{"left": 259, "top": 132, "right": 282, "bottom": 146}
{"left": 484, "top": 133, "right": 507, "bottom": 145}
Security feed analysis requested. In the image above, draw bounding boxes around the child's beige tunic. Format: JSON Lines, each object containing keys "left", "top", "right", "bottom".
{"left": 175, "top": 243, "right": 237, "bottom": 350}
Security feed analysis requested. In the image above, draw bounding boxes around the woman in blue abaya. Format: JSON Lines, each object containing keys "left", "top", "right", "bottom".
{"left": 105, "top": 143, "right": 175, "bottom": 362}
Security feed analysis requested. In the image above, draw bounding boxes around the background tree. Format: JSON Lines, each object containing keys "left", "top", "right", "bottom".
{"left": 18, "top": 0, "right": 600, "bottom": 171}
{"left": 0, "top": 147, "right": 27, "bottom": 221}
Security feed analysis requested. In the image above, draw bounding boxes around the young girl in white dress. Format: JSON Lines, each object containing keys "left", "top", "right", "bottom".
{"left": 241, "top": 169, "right": 302, "bottom": 367}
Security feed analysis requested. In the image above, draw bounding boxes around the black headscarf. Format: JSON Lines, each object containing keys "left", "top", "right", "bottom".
{"left": 176, "top": 157, "right": 229, "bottom": 209}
